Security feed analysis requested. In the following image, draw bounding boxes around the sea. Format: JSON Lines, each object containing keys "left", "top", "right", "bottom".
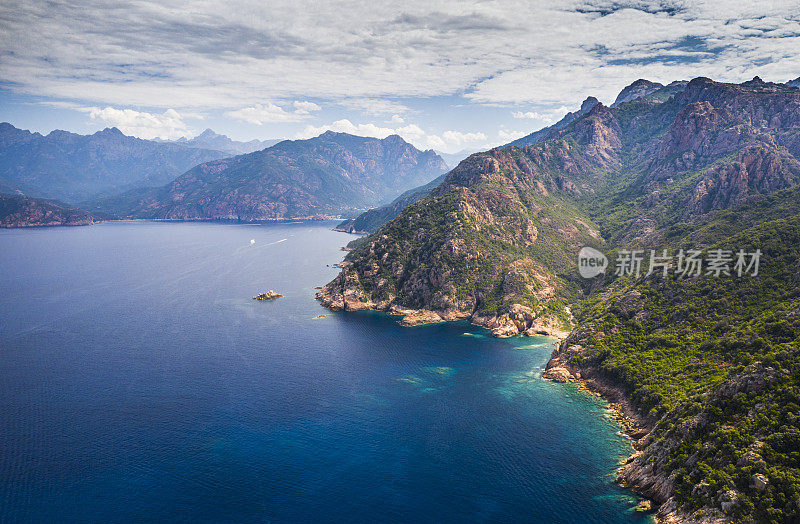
{"left": 0, "top": 221, "right": 653, "bottom": 523}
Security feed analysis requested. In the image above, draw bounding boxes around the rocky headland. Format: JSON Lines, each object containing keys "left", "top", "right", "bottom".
{"left": 318, "top": 76, "right": 800, "bottom": 522}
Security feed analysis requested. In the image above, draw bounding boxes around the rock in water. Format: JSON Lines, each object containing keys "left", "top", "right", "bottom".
{"left": 253, "top": 291, "right": 283, "bottom": 301}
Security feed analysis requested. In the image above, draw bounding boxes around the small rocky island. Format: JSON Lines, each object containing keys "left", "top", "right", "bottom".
{"left": 253, "top": 291, "right": 282, "bottom": 301}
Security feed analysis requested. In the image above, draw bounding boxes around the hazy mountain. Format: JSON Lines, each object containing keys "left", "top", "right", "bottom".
{"left": 174, "top": 129, "right": 281, "bottom": 156}
{"left": 318, "top": 76, "right": 800, "bottom": 522}
{"left": 0, "top": 192, "right": 98, "bottom": 227}
{"left": 110, "top": 131, "right": 448, "bottom": 221}
{"left": 435, "top": 149, "right": 478, "bottom": 170}
{"left": 0, "top": 123, "right": 227, "bottom": 203}
{"left": 334, "top": 173, "right": 446, "bottom": 234}
{"left": 787, "top": 76, "right": 800, "bottom": 88}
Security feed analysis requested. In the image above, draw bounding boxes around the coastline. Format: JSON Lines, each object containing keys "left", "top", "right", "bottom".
{"left": 318, "top": 286, "right": 674, "bottom": 519}
{"left": 543, "top": 341, "right": 732, "bottom": 524}
{"left": 315, "top": 269, "right": 572, "bottom": 339}
{"left": 316, "top": 261, "right": 727, "bottom": 523}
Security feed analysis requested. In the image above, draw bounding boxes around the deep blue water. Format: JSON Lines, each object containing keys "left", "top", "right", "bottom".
{"left": 0, "top": 221, "right": 653, "bottom": 523}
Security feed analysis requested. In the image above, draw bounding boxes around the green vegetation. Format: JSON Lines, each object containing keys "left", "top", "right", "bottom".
{"left": 569, "top": 197, "right": 800, "bottom": 522}
{"left": 326, "top": 77, "right": 800, "bottom": 521}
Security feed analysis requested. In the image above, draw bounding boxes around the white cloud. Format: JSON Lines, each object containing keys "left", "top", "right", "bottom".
{"left": 340, "top": 99, "right": 413, "bottom": 116}
{"left": 512, "top": 111, "right": 552, "bottom": 121}
{"left": 225, "top": 100, "right": 320, "bottom": 124}
{"left": 224, "top": 102, "right": 311, "bottom": 125}
{"left": 498, "top": 129, "right": 527, "bottom": 142}
{"left": 293, "top": 100, "right": 321, "bottom": 114}
{"left": 2, "top": 1, "right": 800, "bottom": 111}
{"left": 87, "top": 107, "right": 190, "bottom": 139}
{"left": 441, "top": 130, "right": 486, "bottom": 144}
{"left": 389, "top": 114, "right": 404, "bottom": 124}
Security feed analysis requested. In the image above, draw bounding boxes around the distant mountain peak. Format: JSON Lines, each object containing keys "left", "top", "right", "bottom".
{"left": 196, "top": 128, "right": 220, "bottom": 139}
{"left": 177, "top": 129, "right": 281, "bottom": 156}
{"left": 611, "top": 79, "right": 664, "bottom": 107}
{"left": 381, "top": 134, "right": 405, "bottom": 144}
{"left": 580, "top": 96, "right": 600, "bottom": 112}
{"left": 96, "top": 127, "right": 125, "bottom": 137}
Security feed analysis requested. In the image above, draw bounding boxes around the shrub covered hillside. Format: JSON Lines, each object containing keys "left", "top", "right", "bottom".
{"left": 320, "top": 76, "right": 800, "bottom": 521}
{"left": 559, "top": 197, "right": 800, "bottom": 522}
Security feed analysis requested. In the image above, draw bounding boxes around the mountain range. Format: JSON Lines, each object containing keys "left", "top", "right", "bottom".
{"left": 3, "top": 72, "right": 800, "bottom": 520}
{"left": 318, "top": 75, "right": 800, "bottom": 522}
{"left": 171, "top": 129, "right": 281, "bottom": 156}
{"left": 101, "top": 131, "right": 448, "bottom": 221}
{"left": 0, "top": 123, "right": 228, "bottom": 202}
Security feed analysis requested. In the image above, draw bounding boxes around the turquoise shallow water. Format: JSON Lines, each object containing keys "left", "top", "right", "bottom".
{"left": 0, "top": 221, "right": 653, "bottom": 523}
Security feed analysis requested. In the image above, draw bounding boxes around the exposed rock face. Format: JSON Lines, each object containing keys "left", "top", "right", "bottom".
{"left": 683, "top": 145, "right": 800, "bottom": 214}
{"left": 611, "top": 79, "right": 664, "bottom": 107}
{"left": 396, "top": 309, "right": 445, "bottom": 326}
{"left": 119, "top": 132, "right": 448, "bottom": 221}
{"left": 0, "top": 193, "right": 98, "bottom": 228}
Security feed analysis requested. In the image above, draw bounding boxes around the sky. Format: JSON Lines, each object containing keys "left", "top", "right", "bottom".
{"left": 1, "top": 0, "right": 799, "bottom": 154}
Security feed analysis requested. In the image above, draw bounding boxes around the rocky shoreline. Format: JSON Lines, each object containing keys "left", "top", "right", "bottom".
{"left": 317, "top": 258, "right": 732, "bottom": 523}
{"left": 315, "top": 265, "right": 572, "bottom": 339}
{"left": 543, "top": 340, "right": 732, "bottom": 524}
{"left": 317, "top": 270, "right": 732, "bottom": 522}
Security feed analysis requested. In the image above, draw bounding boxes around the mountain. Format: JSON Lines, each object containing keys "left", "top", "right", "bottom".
{"left": 788, "top": 76, "right": 800, "bottom": 89}
{"left": 509, "top": 79, "right": 691, "bottom": 150}
{"left": 110, "top": 131, "right": 448, "bottom": 221}
{"left": 435, "top": 149, "right": 478, "bottom": 169}
{"left": 0, "top": 123, "right": 227, "bottom": 203}
{"left": 318, "top": 76, "right": 800, "bottom": 521}
{"left": 611, "top": 79, "right": 664, "bottom": 106}
{"left": 334, "top": 173, "right": 446, "bottom": 234}
{"left": 507, "top": 96, "right": 600, "bottom": 148}
{"left": 0, "top": 193, "right": 98, "bottom": 227}
{"left": 174, "top": 129, "right": 281, "bottom": 156}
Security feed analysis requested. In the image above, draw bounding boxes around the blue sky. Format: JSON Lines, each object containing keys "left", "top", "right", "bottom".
{"left": 1, "top": 0, "right": 799, "bottom": 153}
